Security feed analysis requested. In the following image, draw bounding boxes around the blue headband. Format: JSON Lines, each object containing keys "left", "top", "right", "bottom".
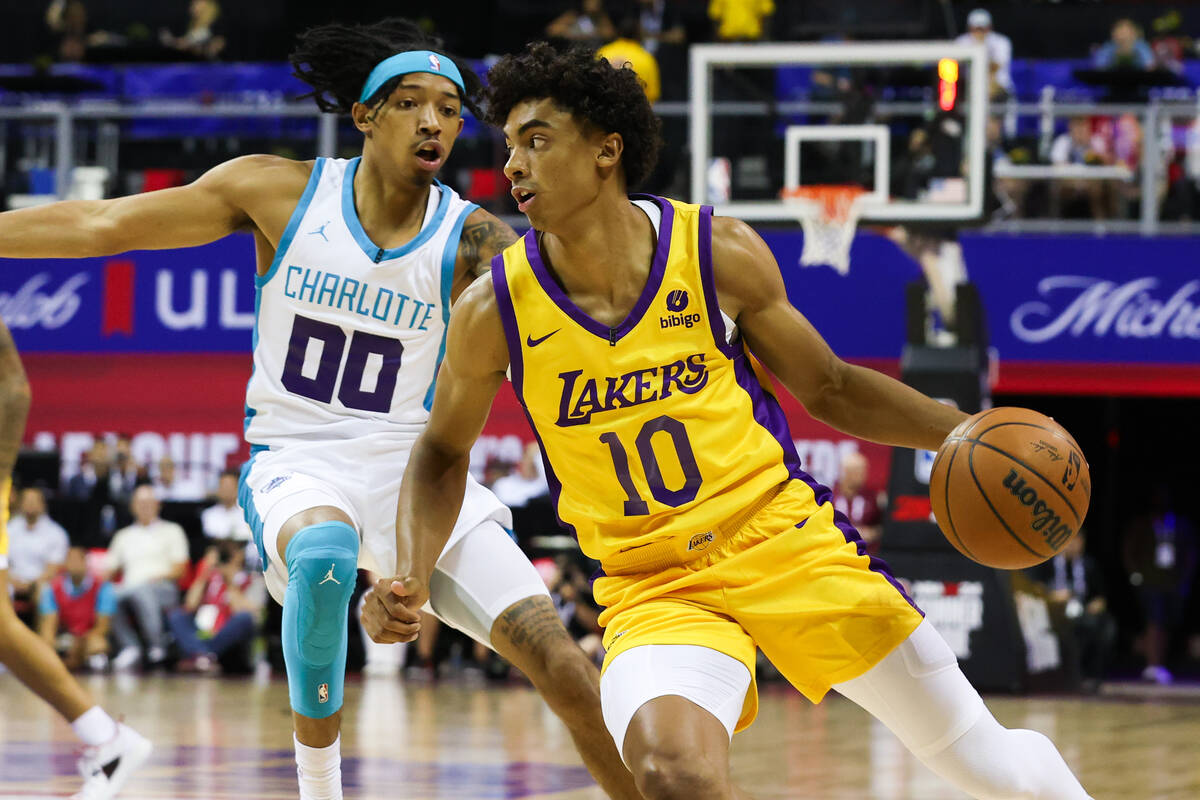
{"left": 358, "top": 50, "right": 466, "bottom": 104}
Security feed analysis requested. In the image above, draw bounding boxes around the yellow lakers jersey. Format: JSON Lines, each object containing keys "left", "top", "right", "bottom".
{"left": 492, "top": 196, "right": 813, "bottom": 567}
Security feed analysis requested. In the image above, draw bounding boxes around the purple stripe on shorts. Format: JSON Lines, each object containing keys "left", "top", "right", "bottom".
{"left": 729, "top": 342, "right": 921, "bottom": 614}
{"left": 793, "top": 468, "right": 923, "bottom": 615}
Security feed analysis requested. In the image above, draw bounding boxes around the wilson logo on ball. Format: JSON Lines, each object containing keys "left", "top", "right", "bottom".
{"left": 1002, "top": 469, "right": 1073, "bottom": 550}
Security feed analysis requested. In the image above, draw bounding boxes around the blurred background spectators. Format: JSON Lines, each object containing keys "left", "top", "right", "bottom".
{"left": 5, "top": 486, "right": 68, "bottom": 626}
{"left": 167, "top": 541, "right": 261, "bottom": 674}
{"left": 105, "top": 485, "right": 189, "bottom": 670}
{"left": 39, "top": 545, "right": 115, "bottom": 672}
{"left": 955, "top": 9, "right": 1012, "bottom": 99}
{"left": 1032, "top": 531, "right": 1116, "bottom": 693}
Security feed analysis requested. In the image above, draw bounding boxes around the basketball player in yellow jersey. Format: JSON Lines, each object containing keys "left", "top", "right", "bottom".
{"left": 363, "top": 44, "right": 1093, "bottom": 799}
{"left": 0, "top": 320, "right": 152, "bottom": 799}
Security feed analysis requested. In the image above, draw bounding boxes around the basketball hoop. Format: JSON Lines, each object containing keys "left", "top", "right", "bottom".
{"left": 781, "top": 185, "right": 869, "bottom": 275}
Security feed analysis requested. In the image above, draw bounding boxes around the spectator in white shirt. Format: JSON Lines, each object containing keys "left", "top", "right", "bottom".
{"left": 105, "top": 485, "right": 189, "bottom": 669}
{"left": 152, "top": 456, "right": 207, "bottom": 502}
{"left": 490, "top": 442, "right": 550, "bottom": 509}
{"left": 200, "top": 470, "right": 257, "bottom": 569}
{"left": 6, "top": 486, "right": 69, "bottom": 622}
{"left": 956, "top": 9, "right": 1013, "bottom": 99}
{"left": 1050, "top": 116, "right": 1114, "bottom": 218}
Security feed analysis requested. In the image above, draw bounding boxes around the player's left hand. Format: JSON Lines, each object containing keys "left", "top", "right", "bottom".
{"left": 361, "top": 575, "right": 426, "bottom": 644}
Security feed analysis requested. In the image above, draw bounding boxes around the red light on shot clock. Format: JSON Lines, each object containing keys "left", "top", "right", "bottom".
{"left": 938, "top": 58, "right": 959, "bottom": 111}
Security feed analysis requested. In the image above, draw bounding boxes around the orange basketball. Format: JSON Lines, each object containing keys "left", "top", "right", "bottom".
{"left": 929, "top": 407, "right": 1091, "bottom": 569}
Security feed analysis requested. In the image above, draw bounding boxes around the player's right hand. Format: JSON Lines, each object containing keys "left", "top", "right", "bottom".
{"left": 360, "top": 575, "right": 426, "bottom": 644}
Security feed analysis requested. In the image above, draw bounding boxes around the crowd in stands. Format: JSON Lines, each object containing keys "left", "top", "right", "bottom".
{"left": 12, "top": 432, "right": 1195, "bottom": 691}
{"left": 5, "top": 3, "right": 1200, "bottom": 222}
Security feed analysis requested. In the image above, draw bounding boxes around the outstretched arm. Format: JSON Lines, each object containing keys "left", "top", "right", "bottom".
{"left": 0, "top": 154, "right": 305, "bottom": 259}
{"left": 711, "top": 216, "right": 966, "bottom": 451}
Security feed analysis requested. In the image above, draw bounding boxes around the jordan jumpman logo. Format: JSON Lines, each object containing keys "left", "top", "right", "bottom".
{"left": 318, "top": 564, "right": 340, "bottom": 585}
{"left": 308, "top": 220, "right": 331, "bottom": 242}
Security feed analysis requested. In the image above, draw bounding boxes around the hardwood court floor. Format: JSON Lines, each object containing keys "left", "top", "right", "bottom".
{"left": 1, "top": 671, "right": 1197, "bottom": 799}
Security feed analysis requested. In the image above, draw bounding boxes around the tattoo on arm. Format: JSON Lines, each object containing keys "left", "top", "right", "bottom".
{"left": 0, "top": 322, "right": 31, "bottom": 480}
{"left": 459, "top": 215, "right": 519, "bottom": 279}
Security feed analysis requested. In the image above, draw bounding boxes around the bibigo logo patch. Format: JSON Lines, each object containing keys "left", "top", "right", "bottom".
{"left": 660, "top": 289, "right": 701, "bottom": 330}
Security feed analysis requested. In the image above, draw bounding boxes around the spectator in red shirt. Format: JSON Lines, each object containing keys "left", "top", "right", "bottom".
{"left": 833, "top": 451, "right": 883, "bottom": 551}
{"left": 38, "top": 546, "right": 116, "bottom": 672}
{"left": 167, "top": 542, "right": 261, "bottom": 673}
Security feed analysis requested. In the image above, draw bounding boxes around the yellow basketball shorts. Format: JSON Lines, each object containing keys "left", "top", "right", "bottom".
{"left": 594, "top": 477, "right": 924, "bottom": 733}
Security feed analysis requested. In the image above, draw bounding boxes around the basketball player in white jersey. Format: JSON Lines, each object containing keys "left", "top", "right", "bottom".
{"left": 0, "top": 19, "right": 639, "bottom": 800}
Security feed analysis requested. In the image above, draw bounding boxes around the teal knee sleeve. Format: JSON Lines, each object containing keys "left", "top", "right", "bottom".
{"left": 282, "top": 521, "right": 358, "bottom": 719}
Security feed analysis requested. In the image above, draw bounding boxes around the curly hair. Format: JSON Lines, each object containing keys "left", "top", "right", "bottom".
{"left": 289, "top": 18, "right": 483, "bottom": 118}
{"left": 484, "top": 42, "right": 662, "bottom": 189}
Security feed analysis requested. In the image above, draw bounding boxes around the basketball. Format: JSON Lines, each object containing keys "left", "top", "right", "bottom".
{"left": 930, "top": 407, "right": 1091, "bottom": 570}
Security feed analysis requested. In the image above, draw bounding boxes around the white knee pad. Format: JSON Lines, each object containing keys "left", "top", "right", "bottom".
{"left": 833, "top": 619, "right": 984, "bottom": 758}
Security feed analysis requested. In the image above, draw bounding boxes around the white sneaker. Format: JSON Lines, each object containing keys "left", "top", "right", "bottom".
{"left": 71, "top": 722, "right": 153, "bottom": 800}
{"left": 87, "top": 653, "right": 110, "bottom": 673}
{"left": 146, "top": 646, "right": 166, "bottom": 665}
{"left": 112, "top": 647, "right": 141, "bottom": 671}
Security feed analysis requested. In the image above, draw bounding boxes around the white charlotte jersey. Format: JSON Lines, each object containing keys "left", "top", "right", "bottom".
{"left": 245, "top": 157, "right": 475, "bottom": 447}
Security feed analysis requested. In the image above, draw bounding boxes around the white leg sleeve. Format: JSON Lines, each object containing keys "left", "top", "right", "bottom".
{"left": 833, "top": 619, "right": 1092, "bottom": 800}
{"left": 426, "top": 520, "right": 550, "bottom": 648}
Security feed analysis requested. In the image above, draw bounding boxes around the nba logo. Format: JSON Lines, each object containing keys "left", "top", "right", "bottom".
{"left": 666, "top": 289, "right": 689, "bottom": 312}
{"left": 428, "top": 54, "right": 442, "bottom": 71}
{"left": 1062, "top": 451, "right": 1080, "bottom": 491}
{"left": 318, "top": 683, "right": 329, "bottom": 704}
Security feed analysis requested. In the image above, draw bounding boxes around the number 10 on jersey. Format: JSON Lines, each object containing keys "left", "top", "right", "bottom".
{"left": 600, "top": 415, "right": 702, "bottom": 516}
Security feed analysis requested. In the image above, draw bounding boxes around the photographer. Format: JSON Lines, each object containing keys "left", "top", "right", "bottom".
{"left": 167, "top": 541, "right": 262, "bottom": 673}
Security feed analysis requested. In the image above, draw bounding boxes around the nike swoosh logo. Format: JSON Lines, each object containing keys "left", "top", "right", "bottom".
{"left": 526, "top": 329, "right": 560, "bottom": 347}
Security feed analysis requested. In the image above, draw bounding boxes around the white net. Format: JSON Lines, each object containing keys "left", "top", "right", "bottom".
{"left": 782, "top": 186, "right": 868, "bottom": 275}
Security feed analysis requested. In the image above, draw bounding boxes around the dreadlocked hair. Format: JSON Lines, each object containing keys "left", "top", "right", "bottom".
{"left": 289, "top": 18, "right": 483, "bottom": 118}
{"left": 484, "top": 42, "right": 662, "bottom": 189}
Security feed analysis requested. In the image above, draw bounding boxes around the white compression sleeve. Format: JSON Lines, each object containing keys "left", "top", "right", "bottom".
{"left": 833, "top": 620, "right": 1092, "bottom": 800}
